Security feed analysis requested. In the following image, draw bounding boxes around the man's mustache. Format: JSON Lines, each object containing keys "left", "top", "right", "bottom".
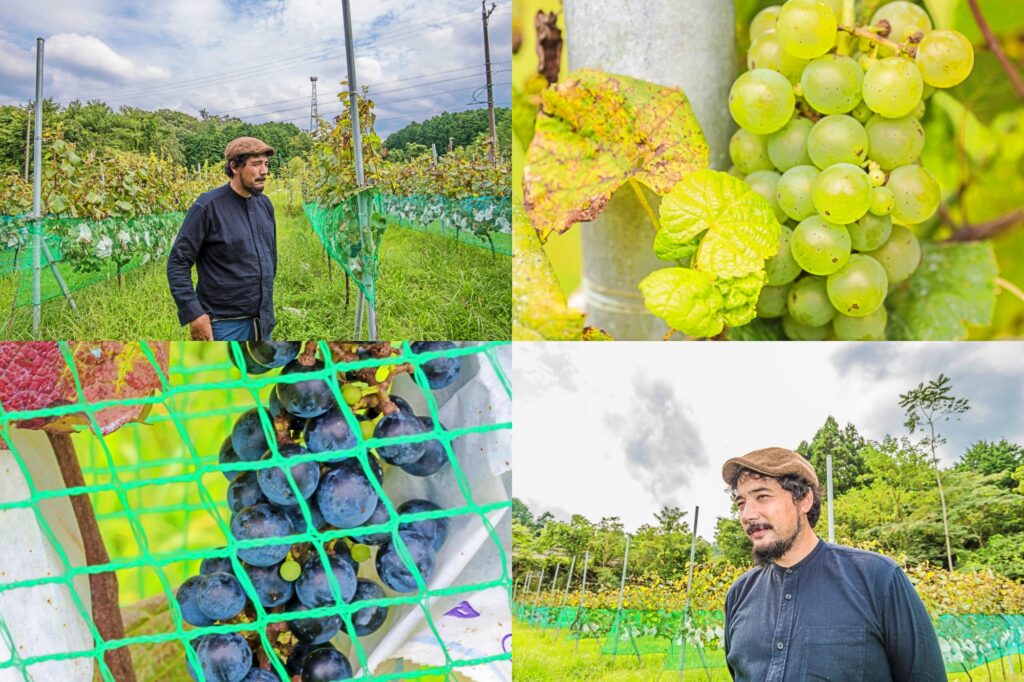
{"left": 746, "top": 523, "right": 773, "bottom": 535}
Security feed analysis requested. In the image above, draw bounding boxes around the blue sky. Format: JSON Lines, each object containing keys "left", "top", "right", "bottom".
{"left": 514, "top": 343, "right": 1024, "bottom": 540}
{"left": 0, "top": 0, "right": 511, "bottom": 138}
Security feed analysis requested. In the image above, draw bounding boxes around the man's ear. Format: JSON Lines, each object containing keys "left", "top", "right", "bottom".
{"left": 799, "top": 489, "right": 814, "bottom": 514}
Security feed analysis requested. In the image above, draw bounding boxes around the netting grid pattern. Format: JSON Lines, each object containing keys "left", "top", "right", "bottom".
{"left": 0, "top": 341, "right": 512, "bottom": 681}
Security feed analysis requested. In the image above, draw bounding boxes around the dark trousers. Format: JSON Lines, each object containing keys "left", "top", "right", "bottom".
{"left": 211, "top": 318, "right": 267, "bottom": 341}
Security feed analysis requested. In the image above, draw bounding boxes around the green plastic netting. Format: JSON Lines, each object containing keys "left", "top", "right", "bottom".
{"left": 514, "top": 604, "right": 1024, "bottom": 674}
{"left": 0, "top": 341, "right": 512, "bottom": 681}
{"left": 374, "top": 195, "right": 511, "bottom": 258}
{"left": 0, "top": 213, "right": 182, "bottom": 308}
{"left": 303, "top": 196, "right": 386, "bottom": 308}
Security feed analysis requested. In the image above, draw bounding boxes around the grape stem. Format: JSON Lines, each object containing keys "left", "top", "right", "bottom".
{"left": 628, "top": 178, "right": 659, "bottom": 233}
{"left": 836, "top": 0, "right": 856, "bottom": 56}
{"left": 837, "top": 24, "right": 912, "bottom": 56}
{"left": 965, "top": 0, "right": 1024, "bottom": 101}
{"left": 996, "top": 277, "right": 1024, "bottom": 306}
{"left": 945, "top": 206, "right": 1024, "bottom": 241}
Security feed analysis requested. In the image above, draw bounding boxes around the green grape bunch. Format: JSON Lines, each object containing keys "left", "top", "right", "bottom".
{"left": 729, "top": 0, "right": 974, "bottom": 340}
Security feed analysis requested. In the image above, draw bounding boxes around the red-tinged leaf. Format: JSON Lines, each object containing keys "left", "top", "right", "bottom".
{"left": 0, "top": 342, "right": 168, "bottom": 435}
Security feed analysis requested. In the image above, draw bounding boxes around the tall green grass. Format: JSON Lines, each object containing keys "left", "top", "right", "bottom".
{"left": 0, "top": 193, "right": 510, "bottom": 339}
{"left": 514, "top": 621, "right": 1024, "bottom": 681}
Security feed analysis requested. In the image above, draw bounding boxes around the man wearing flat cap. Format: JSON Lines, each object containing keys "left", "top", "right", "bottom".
{"left": 721, "top": 446, "right": 945, "bottom": 682}
{"left": 167, "top": 136, "right": 278, "bottom": 340}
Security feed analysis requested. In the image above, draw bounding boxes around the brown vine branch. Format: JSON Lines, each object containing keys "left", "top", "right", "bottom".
{"left": 48, "top": 433, "right": 137, "bottom": 682}
{"left": 966, "top": 0, "right": 1024, "bottom": 101}
{"left": 945, "top": 207, "right": 1024, "bottom": 242}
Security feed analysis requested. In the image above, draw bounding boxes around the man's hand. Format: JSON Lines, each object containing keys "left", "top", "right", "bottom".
{"left": 189, "top": 314, "right": 213, "bottom": 341}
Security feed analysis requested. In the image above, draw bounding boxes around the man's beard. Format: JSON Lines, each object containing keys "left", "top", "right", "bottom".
{"left": 242, "top": 177, "right": 265, "bottom": 195}
{"left": 749, "top": 516, "right": 803, "bottom": 566}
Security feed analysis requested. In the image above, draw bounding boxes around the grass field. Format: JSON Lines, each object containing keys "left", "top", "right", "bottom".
{"left": 0, "top": 192, "right": 510, "bottom": 339}
{"left": 513, "top": 621, "right": 1024, "bottom": 681}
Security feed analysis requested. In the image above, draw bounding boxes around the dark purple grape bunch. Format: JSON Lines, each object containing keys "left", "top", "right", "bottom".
{"left": 177, "top": 341, "right": 461, "bottom": 682}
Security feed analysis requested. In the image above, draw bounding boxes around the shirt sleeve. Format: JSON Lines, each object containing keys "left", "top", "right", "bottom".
{"left": 166, "top": 201, "right": 209, "bottom": 326}
{"left": 724, "top": 584, "right": 736, "bottom": 679}
{"left": 880, "top": 566, "right": 947, "bottom": 681}
{"left": 269, "top": 198, "right": 277, "bottom": 276}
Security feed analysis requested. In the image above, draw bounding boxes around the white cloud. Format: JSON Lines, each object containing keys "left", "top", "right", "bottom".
{"left": 514, "top": 343, "right": 1024, "bottom": 542}
{"left": 46, "top": 33, "right": 169, "bottom": 84}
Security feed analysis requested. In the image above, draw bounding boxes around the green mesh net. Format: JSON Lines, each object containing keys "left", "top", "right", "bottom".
{"left": 0, "top": 341, "right": 512, "bottom": 681}
{"left": 0, "top": 213, "right": 182, "bottom": 308}
{"left": 374, "top": 195, "right": 511, "bottom": 258}
{"left": 514, "top": 604, "right": 1024, "bottom": 674}
{"left": 303, "top": 196, "right": 386, "bottom": 307}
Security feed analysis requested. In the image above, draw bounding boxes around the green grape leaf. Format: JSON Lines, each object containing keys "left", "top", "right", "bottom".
{"left": 716, "top": 272, "right": 766, "bottom": 328}
{"left": 512, "top": 85, "right": 539, "bottom": 150}
{"left": 639, "top": 267, "right": 724, "bottom": 338}
{"left": 512, "top": 200, "right": 589, "bottom": 340}
{"left": 929, "top": 92, "right": 997, "bottom": 166}
{"left": 658, "top": 170, "right": 781, "bottom": 278}
{"left": 888, "top": 242, "right": 998, "bottom": 340}
{"left": 653, "top": 227, "right": 699, "bottom": 261}
{"left": 523, "top": 68, "right": 708, "bottom": 236}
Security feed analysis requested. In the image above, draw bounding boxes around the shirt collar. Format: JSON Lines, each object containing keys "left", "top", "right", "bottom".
{"left": 770, "top": 535, "right": 824, "bottom": 574}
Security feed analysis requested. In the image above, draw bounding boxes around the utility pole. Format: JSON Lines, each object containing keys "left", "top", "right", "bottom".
{"left": 309, "top": 76, "right": 319, "bottom": 135}
{"left": 24, "top": 101, "right": 32, "bottom": 182}
{"left": 481, "top": 1, "right": 499, "bottom": 165}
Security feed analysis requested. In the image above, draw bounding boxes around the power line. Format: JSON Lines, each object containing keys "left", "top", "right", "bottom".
{"left": 206, "top": 62, "right": 509, "bottom": 118}
{"left": 94, "top": 7, "right": 509, "bottom": 104}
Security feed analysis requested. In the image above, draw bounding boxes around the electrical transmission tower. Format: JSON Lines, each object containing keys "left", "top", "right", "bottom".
{"left": 309, "top": 76, "right": 319, "bottom": 134}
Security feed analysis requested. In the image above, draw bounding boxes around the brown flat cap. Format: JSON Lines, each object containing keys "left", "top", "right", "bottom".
{"left": 722, "top": 447, "right": 819, "bottom": 488}
{"left": 225, "top": 136, "right": 275, "bottom": 160}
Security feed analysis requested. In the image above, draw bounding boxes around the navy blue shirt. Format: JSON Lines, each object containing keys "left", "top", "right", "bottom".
{"left": 724, "top": 538, "right": 946, "bottom": 682}
{"left": 166, "top": 183, "right": 277, "bottom": 337}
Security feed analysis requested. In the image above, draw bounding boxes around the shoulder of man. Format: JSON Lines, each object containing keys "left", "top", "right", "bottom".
{"left": 192, "top": 183, "right": 231, "bottom": 209}
{"left": 823, "top": 542, "right": 904, "bottom": 581}
{"left": 725, "top": 564, "right": 764, "bottom": 606}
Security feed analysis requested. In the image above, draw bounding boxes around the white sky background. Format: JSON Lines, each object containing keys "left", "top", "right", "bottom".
{"left": 0, "top": 0, "right": 511, "bottom": 138}
{"left": 513, "top": 343, "right": 1024, "bottom": 543}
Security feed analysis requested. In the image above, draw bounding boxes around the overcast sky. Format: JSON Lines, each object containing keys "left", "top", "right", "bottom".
{"left": 0, "top": 0, "right": 511, "bottom": 138}
{"left": 513, "top": 343, "right": 1024, "bottom": 543}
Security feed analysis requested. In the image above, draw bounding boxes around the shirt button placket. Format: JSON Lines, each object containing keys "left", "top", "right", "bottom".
{"left": 766, "top": 569, "right": 798, "bottom": 681}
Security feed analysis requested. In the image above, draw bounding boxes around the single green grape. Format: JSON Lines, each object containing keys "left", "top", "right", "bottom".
{"left": 867, "top": 224, "right": 921, "bottom": 284}
{"left": 776, "top": 0, "right": 838, "bottom": 59}
{"left": 730, "top": 128, "right": 774, "bottom": 174}
{"left": 850, "top": 100, "right": 873, "bottom": 124}
{"left": 766, "top": 224, "right": 803, "bottom": 285}
{"left": 812, "top": 162, "right": 872, "bottom": 224}
{"left": 783, "top": 313, "right": 831, "bottom": 340}
{"left": 911, "top": 98, "right": 926, "bottom": 119}
{"left": 745, "top": 169, "right": 787, "bottom": 223}
{"left": 849, "top": 212, "right": 892, "bottom": 251}
{"left": 868, "top": 168, "right": 886, "bottom": 186}
{"left": 777, "top": 164, "right": 819, "bottom": 221}
{"left": 865, "top": 115, "right": 924, "bottom": 170}
{"left": 916, "top": 29, "right": 974, "bottom": 88}
{"left": 787, "top": 275, "right": 838, "bottom": 327}
{"left": 750, "top": 6, "right": 782, "bottom": 41}
{"left": 800, "top": 54, "right": 864, "bottom": 114}
{"left": 870, "top": 186, "right": 895, "bottom": 215}
{"left": 767, "top": 117, "right": 814, "bottom": 171}
{"left": 757, "top": 283, "right": 792, "bottom": 318}
{"left": 727, "top": 166, "right": 744, "bottom": 178}
{"left": 807, "top": 115, "right": 869, "bottom": 168}
{"left": 870, "top": 1, "right": 932, "bottom": 56}
{"left": 729, "top": 68, "right": 796, "bottom": 134}
{"left": 792, "top": 215, "right": 852, "bottom": 275}
{"left": 833, "top": 305, "right": 888, "bottom": 340}
{"left": 886, "top": 164, "right": 940, "bottom": 224}
{"left": 748, "top": 31, "right": 809, "bottom": 83}
{"left": 341, "top": 384, "right": 362, "bottom": 406}
{"left": 862, "top": 57, "right": 923, "bottom": 118}
{"left": 826, "top": 254, "right": 888, "bottom": 317}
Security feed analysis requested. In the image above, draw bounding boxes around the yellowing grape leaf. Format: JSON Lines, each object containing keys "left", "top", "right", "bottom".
{"left": 0, "top": 342, "right": 169, "bottom": 435}
{"left": 888, "top": 242, "right": 998, "bottom": 340}
{"left": 523, "top": 69, "right": 708, "bottom": 237}
{"left": 512, "top": 200, "right": 588, "bottom": 340}
{"left": 657, "top": 170, "right": 781, "bottom": 279}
